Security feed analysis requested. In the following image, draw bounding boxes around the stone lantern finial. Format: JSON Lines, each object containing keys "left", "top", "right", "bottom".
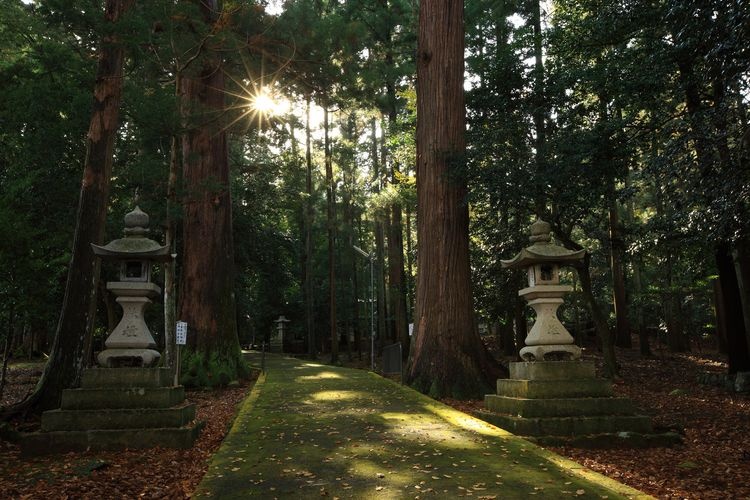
{"left": 529, "top": 219, "right": 552, "bottom": 243}
{"left": 123, "top": 206, "right": 150, "bottom": 236}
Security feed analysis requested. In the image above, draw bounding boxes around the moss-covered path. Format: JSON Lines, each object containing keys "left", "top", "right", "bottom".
{"left": 194, "top": 354, "right": 649, "bottom": 499}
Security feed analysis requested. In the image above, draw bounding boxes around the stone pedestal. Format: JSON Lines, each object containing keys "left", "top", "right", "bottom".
{"left": 97, "top": 282, "right": 161, "bottom": 367}
{"left": 21, "top": 368, "right": 202, "bottom": 456}
{"left": 480, "top": 361, "right": 679, "bottom": 447}
{"left": 518, "top": 285, "right": 581, "bottom": 361}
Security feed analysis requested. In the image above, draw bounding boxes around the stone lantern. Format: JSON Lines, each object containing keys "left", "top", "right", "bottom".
{"left": 501, "top": 219, "right": 585, "bottom": 361}
{"left": 271, "top": 315, "right": 290, "bottom": 353}
{"left": 91, "top": 206, "right": 170, "bottom": 367}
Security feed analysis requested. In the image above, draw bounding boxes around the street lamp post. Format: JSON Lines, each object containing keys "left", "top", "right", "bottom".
{"left": 353, "top": 245, "right": 375, "bottom": 371}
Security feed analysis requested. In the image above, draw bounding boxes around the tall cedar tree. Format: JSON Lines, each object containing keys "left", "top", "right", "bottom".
{"left": 177, "top": 0, "right": 244, "bottom": 383}
{"left": 1, "top": 0, "right": 135, "bottom": 413}
{"left": 407, "top": 0, "right": 503, "bottom": 398}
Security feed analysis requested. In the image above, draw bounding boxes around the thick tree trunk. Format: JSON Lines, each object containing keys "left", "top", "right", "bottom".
{"left": 304, "top": 97, "right": 316, "bottom": 358}
{"left": 716, "top": 242, "right": 750, "bottom": 373}
{"left": 178, "top": 1, "right": 242, "bottom": 384}
{"left": 732, "top": 240, "right": 750, "bottom": 361}
{"left": 407, "top": 0, "right": 503, "bottom": 398}
{"left": 6, "top": 0, "right": 134, "bottom": 414}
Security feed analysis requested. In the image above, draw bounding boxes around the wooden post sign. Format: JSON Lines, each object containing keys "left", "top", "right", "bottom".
{"left": 175, "top": 321, "right": 187, "bottom": 386}
{"left": 176, "top": 321, "right": 187, "bottom": 345}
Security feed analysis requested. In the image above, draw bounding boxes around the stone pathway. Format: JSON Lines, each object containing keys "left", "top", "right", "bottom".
{"left": 194, "top": 353, "right": 650, "bottom": 499}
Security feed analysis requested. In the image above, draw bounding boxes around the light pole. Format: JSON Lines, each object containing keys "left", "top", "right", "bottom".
{"left": 353, "top": 244, "right": 375, "bottom": 371}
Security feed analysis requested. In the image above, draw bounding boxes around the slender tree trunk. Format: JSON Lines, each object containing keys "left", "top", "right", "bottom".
{"left": 405, "top": 208, "right": 414, "bottom": 321}
{"left": 0, "top": 305, "right": 15, "bottom": 401}
{"left": 305, "top": 97, "right": 316, "bottom": 358}
{"left": 513, "top": 294, "right": 526, "bottom": 358}
{"left": 388, "top": 204, "right": 409, "bottom": 356}
{"left": 6, "top": 0, "right": 134, "bottom": 414}
{"left": 575, "top": 255, "right": 618, "bottom": 377}
{"left": 713, "top": 277, "right": 729, "bottom": 354}
{"left": 556, "top": 227, "right": 618, "bottom": 377}
{"left": 370, "top": 119, "right": 388, "bottom": 350}
{"left": 407, "top": 0, "right": 504, "bottom": 398}
{"left": 324, "top": 106, "right": 338, "bottom": 363}
{"left": 177, "top": 0, "right": 242, "bottom": 383}
{"left": 663, "top": 251, "right": 688, "bottom": 352}
{"left": 531, "top": 0, "right": 547, "bottom": 216}
{"left": 609, "top": 189, "right": 631, "bottom": 348}
{"left": 164, "top": 75, "right": 181, "bottom": 373}
{"left": 632, "top": 256, "right": 651, "bottom": 356}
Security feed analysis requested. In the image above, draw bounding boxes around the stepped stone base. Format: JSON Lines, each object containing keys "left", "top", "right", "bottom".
{"left": 483, "top": 361, "right": 677, "bottom": 447}
{"left": 21, "top": 367, "right": 201, "bottom": 456}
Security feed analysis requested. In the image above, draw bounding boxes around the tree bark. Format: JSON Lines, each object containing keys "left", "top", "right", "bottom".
{"left": 664, "top": 251, "right": 688, "bottom": 352}
{"left": 371, "top": 119, "right": 388, "bottom": 349}
{"left": 732, "top": 240, "right": 750, "bottom": 361}
{"left": 0, "top": 305, "right": 15, "bottom": 402}
{"left": 304, "top": 97, "right": 316, "bottom": 358}
{"left": 5, "top": 0, "right": 134, "bottom": 414}
{"left": 406, "top": 0, "right": 503, "bottom": 398}
{"left": 575, "top": 254, "right": 618, "bottom": 377}
{"left": 609, "top": 192, "right": 631, "bottom": 348}
{"left": 177, "top": 0, "right": 242, "bottom": 383}
{"left": 531, "top": 0, "right": 547, "bottom": 216}
{"left": 716, "top": 242, "right": 750, "bottom": 373}
{"left": 323, "top": 106, "right": 338, "bottom": 363}
{"left": 712, "top": 277, "right": 729, "bottom": 354}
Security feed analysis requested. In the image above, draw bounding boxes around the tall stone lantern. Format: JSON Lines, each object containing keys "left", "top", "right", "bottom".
{"left": 91, "top": 206, "right": 171, "bottom": 367}
{"left": 501, "top": 219, "right": 585, "bottom": 361}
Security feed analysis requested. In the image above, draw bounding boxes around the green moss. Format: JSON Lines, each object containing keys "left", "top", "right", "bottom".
{"left": 179, "top": 348, "right": 249, "bottom": 388}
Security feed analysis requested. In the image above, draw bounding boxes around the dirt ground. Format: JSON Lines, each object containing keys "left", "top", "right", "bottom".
{"left": 444, "top": 344, "right": 750, "bottom": 499}
{"left": 0, "top": 366, "right": 254, "bottom": 499}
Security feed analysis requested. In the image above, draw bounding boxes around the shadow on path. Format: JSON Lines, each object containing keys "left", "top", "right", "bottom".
{"left": 194, "top": 353, "right": 649, "bottom": 499}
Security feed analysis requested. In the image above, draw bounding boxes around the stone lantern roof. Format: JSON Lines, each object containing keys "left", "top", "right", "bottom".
{"left": 91, "top": 206, "right": 171, "bottom": 261}
{"left": 500, "top": 219, "right": 584, "bottom": 269}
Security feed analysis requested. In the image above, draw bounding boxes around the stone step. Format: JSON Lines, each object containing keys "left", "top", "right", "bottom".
{"left": 42, "top": 403, "right": 196, "bottom": 431}
{"left": 80, "top": 367, "right": 173, "bottom": 388}
{"left": 496, "top": 378, "right": 613, "bottom": 399}
{"left": 61, "top": 386, "right": 185, "bottom": 410}
{"left": 485, "top": 395, "right": 636, "bottom": 418}
{"left": 476, "top": 411, "right": 653, "bottom": 437}
{"left": 509, "top": 360, "right": 596, "bottom": 380}
{"left": 20, "top": 423, "right": 204, "bottom": 456}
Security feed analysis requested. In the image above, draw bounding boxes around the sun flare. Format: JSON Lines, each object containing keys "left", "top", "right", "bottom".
{"left": 250, "top": 87, "right": 288, "bottom": 117}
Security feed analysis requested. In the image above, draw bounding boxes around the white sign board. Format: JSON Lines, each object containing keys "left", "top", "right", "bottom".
{"left": 176, "top": 321, "right": 188, "bottom": 345}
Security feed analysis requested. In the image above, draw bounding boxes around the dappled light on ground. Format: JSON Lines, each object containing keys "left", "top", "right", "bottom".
{"left": 308, "top": 390, "right": 368, "bottom": 402}
{"left": 193, "top": 353, "right": 645, "bottom": 498}
{"left": 295, "top": 370, "right": 343, "bottom": 382}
